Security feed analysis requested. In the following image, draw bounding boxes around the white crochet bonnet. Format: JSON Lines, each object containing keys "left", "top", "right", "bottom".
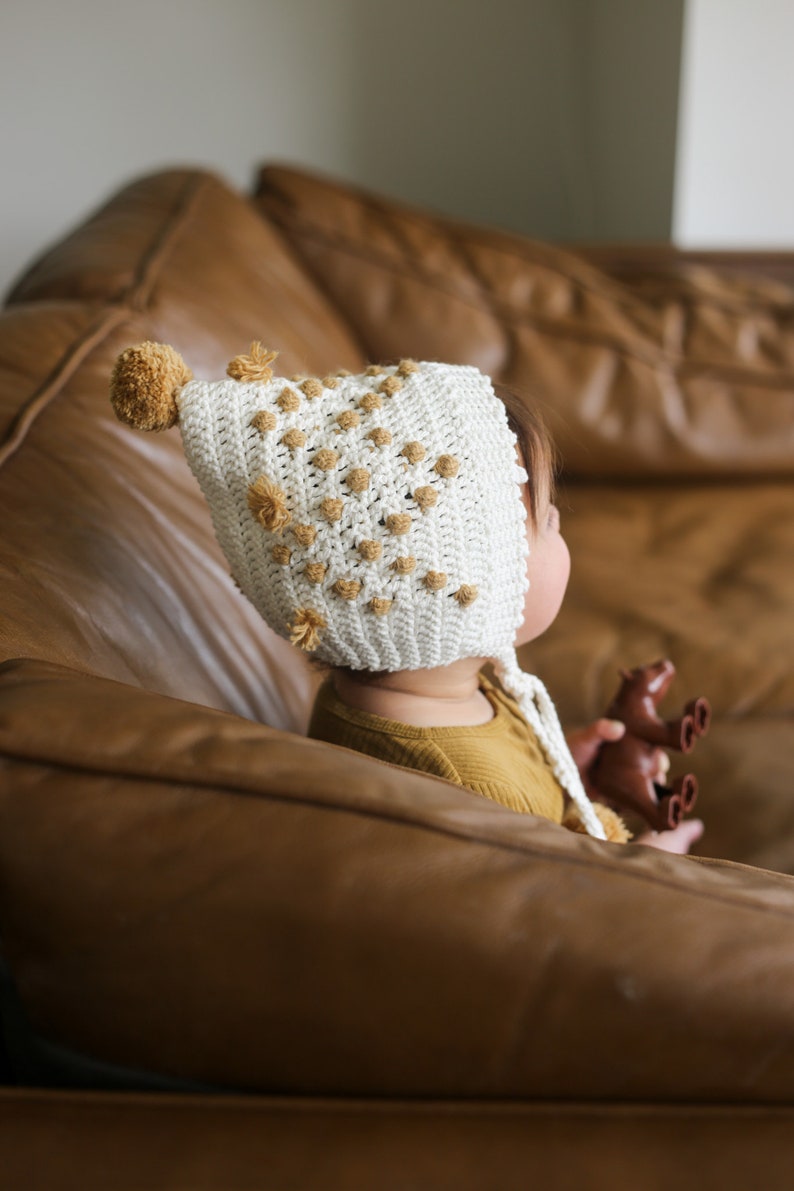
{"left": 110, "top": 342, "right": 606, "bottom": 839}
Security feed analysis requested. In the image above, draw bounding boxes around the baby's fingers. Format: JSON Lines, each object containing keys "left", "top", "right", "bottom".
{"left": 637, "top": 819, "right": 704, "bottom": 854}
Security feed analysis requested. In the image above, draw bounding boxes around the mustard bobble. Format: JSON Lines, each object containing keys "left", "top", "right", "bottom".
{"left": 414, "top": 485, "right": 438, "bottom": 512}
{"left": 424, "top": 571, "right": 447, "bottom": 592}
{"left": 401, "top": 442, "right": 426, "bottom": 464}
{"left": 385, "top": 514, "right": 412, "bottom": 536}
{"left": 251, "top": 410, "right": 277, "bottom": 433}
{"left": 320, "top": 497, "right": 344, "bottom": 522}
{"left": 313, "top": 448, "right": 339, "bottom": 471}
{"left": 277, "top": 388, "right": 301, "bottom": 412}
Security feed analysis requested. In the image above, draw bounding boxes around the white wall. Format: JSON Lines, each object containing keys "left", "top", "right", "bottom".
{"left": 573, "top": 0, "right": 683, "bottom": 242}
{"left": 0, "top": 0, "right": 359, "bottom": 294}
{"left": 0, "top": 0, "right": 684, "bottom": 297}
{"left": 674, "top": 0, "right": 794, "bottom": 246}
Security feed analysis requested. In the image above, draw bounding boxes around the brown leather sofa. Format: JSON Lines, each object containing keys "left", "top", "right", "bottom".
{"left": 1, "top": 165, "right": 793, "bottom": 1188}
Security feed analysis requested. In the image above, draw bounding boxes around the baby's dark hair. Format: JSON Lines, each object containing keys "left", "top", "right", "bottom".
{"left": 493, "top": 383, "right": 558, "bottom": 530}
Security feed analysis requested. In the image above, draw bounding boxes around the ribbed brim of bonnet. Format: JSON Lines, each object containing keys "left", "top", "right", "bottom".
{"left": 175, "top": 348, "right": 606, "bottom": 840}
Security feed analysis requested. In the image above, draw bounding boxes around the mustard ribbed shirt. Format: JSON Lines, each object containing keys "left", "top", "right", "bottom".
{"left": 308, "top": 674, "right": 566, "bottom": 822}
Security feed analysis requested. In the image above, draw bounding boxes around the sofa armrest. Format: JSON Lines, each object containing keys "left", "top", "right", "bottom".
{"left": 3, "top": 657, "right": 794, "bottom": 1103}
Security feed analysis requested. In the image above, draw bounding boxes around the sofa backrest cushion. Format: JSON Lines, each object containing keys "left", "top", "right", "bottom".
{"left": 0, "top": 170, "right": 368, "bottom": 724}
{"left": 255, "top": 166, "right": 794, "bottom": 480}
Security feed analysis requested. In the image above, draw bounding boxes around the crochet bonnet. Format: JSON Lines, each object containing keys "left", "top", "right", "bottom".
{"left": 110, "top": 342, "right": 607, "bottom": 840}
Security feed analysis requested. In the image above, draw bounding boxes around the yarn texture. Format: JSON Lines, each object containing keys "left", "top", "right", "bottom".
{"left": 142, "top": 347, "right": 607, "bottom": 840}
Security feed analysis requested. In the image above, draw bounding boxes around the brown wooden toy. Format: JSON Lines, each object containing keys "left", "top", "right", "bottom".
{"left": 590, "top": 659, "right": 711, "bottom": 832}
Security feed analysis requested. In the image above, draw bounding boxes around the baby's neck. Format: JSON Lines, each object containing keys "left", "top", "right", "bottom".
{"left": 332, "top": 657, "right": 494, "bottom": 727}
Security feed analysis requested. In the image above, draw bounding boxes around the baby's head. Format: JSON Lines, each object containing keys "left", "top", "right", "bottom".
{"left": 111, "top": 343, "right": 553, "bottom": 674}
{"left": 110, "top": 342, "right": 605, "bottom": 839}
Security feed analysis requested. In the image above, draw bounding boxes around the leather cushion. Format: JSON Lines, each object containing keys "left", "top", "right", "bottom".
{"left": 255, "top": 166, "right": 794, "bottom": 480}
{"left": 3, "top": 657, "right": 794, "bottom": 1101}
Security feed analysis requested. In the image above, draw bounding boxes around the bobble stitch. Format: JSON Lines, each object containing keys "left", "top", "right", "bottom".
{"left": 281, "top": 428, "right": 307, "bottom": 450}
{"left": 424, "top": 571, "right": 447, "bottom": 591}
{"left": 278, "top": 388, "right": 301, "bottom": 412}
{"left": 248, "top": 476, "right": 291, "bottom": 533}
{"left": 401, "top": 442, "right": 426, "bottom": 464}
{"left": 320, "top": 497, "right": 344, "bottom": 522}
{"left": 367, "top": 427, "right": 392, "bottom": 447}
{"left": 304, "top": 562, "right": 327, "bottom": 584}
{"left": 336, "top": 410, "right": 360, "bottom": 431}
{"left": 390, "top": 556, "right": 416, "bottom": 574}
{"left": 288, "top": 608, "right": 325, "bottom": 651}
{"left": 227, "top": 343, "right": 278, "bottom": 383}
{"left": 323, "top": 377, "right": 340, "bottom": 389}
{"left": 346, "top": 468, "right": 370, "bottom": 493}
{"left": 369, "top": 598, "right": 393, "bottom": 617}
{"left": 358, "top": 540, "right": 382, "bottom": 561}
{"left": 292, "top": 524, "right": 317, "bottom": 547}
{"left": 313, "top": 448, "right": 339, "bottom": 471}
{"left": 453, "top": 584, "right": 479, "bottom": 607}
{"left": 250, "top": 411, "right": 277, "bottom": 434}
{"left": 365, "top": 365, "right": 384, "bottom": 376}
{"left": 300, "top": 378, "right": 323, "bottom": 400}
{"left": 434, "top": 454, "right": 459, "bottom": 478}
{"left": 359, "top": 392, "right": 382, "bottom": 413}
{"left": 397, "top": 359, "right": 419, "bottom": 378}
{"left": 414, "top": 485, "right": 438, "bottom": 512}
{"left": 379, "top": 376, "right": 402, "bottom": 397}
{"left": 271, "top": 544, "right": 292, "bottom": 565}
{"left": 335, "top": 368, "right": 352, "bottom": 378}
{"left": 333, "top": 578, "right": 362, "bottom": 601}
{"left": 386, "top": 514, "right": 412, "bottom": 536}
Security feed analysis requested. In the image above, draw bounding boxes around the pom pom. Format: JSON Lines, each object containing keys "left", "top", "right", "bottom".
{"left": 247, "top": 476, "right": 291, "bottom": 533}
{"left": 227, "top": 343, "right": 279, "bottom": 384}
{"left": 288, "top": 608, "right": 326, "bottom": 651}
{"left": 110, "top": 342, "right": 192, "bottom": 432}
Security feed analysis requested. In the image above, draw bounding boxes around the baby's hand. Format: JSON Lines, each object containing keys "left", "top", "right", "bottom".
{"left": 567, "top": 719, "right": 702, "bottom": 851}
{"left": 566, "top": 718, "right": 626, "bottom": 798}
{"left": 635, "top": 819, "right": 704, "bottom": 854}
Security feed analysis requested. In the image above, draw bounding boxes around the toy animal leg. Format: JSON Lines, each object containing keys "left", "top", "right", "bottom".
{"left": 664, "top": 714, "right": 696, "bottom": 753}
{"left": 685, "top": 698, "right": 711, "bottom": 737}
{"left": 672, "top": 773, "right": 698, "bottom": 814}
{"left": 653, "top": 786, "right": 683, "bottom": 831}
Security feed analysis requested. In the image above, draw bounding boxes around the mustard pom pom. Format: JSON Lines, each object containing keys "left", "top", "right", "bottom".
{"left": 227, "top": 343, "right": 279, "bottom": 384}
{"left": 247, "top": 476, "right": 291, "bottom": 533}
{"left": 110, "top": 342, "right": 192, "bottom": 432}
{"left": 288, "top": 608, "right": 326, "bottom": 651}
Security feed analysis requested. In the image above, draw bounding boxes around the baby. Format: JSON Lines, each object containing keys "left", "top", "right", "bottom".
{"left": 110, "top": 343, "right": 704, "bottom": 852}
